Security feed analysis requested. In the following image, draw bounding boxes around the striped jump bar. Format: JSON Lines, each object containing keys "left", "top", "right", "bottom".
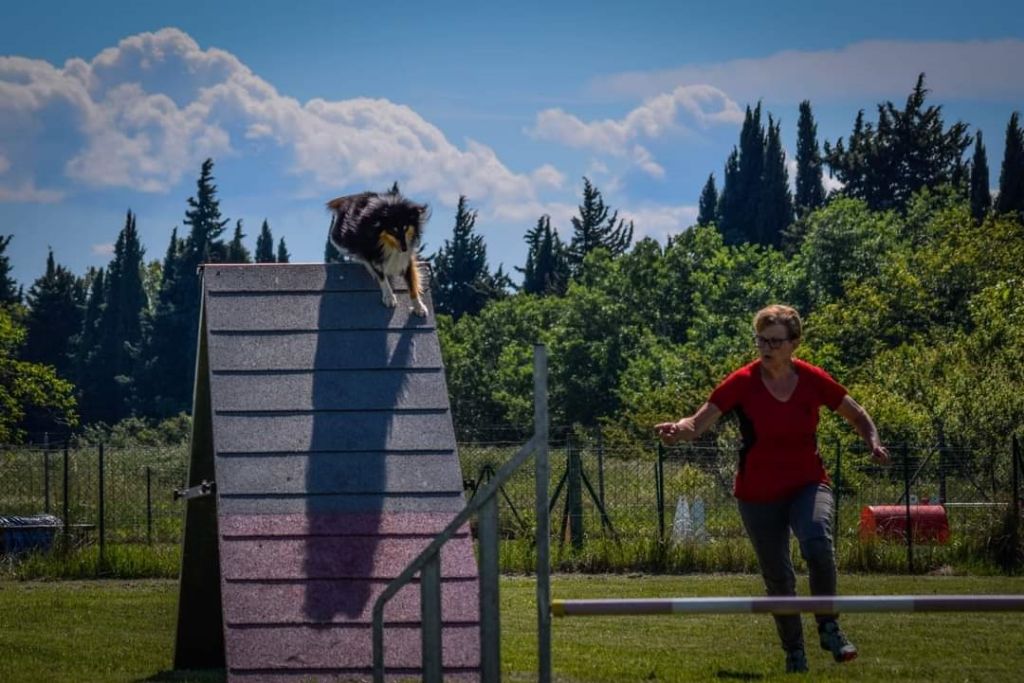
{"left": 551, "top": 595, "right": 1024, "bottom": 617}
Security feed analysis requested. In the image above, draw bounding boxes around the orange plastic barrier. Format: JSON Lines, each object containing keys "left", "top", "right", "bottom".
{"left": 859, "top": 505, "right": 951, "bottom": 544}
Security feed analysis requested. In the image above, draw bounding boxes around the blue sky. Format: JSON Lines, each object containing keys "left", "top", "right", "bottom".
{"left": 2, "top": 0, "right": 1023, "bottom": 289}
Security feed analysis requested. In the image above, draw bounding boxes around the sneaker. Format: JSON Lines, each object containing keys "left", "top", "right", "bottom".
{"left": 785, "top": 648, "right": 809, "bottom": 674}
{"left": 819, "top": 621, "right": 858, "bottom": 662}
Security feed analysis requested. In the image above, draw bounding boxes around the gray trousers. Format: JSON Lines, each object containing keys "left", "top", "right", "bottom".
{"left": 737, "top": 483, "right": 838, "bottom": 652}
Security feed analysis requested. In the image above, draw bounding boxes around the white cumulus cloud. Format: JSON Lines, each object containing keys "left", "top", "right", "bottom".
{"left": 621, "top": 205, "right": 700, "bottom": 242}
{"left": 527, "top": 85, "right": 742, "bottom": 178}
{"left": 0, "top": 27, "right": 558, "bottom": 214}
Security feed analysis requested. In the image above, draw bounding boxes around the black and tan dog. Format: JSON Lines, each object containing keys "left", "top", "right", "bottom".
{"left": 327, "top": 190, "right": 430, "bottom": 316}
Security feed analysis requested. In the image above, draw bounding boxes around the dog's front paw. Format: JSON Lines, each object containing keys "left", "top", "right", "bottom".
{"left": 382, "top": 292, "right": 398, "bottom": 308}
{"left": 411, "top": 299, "right": 428, "bottom": 317}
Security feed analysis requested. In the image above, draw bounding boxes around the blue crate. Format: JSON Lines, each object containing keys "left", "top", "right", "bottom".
{"left": 0, "top": 514, "right": 62, "bottom": 555}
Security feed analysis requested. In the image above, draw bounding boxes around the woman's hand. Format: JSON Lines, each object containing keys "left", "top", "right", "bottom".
{"left": 655, "top": 418, "right": 695, "bottom": 445}
{"left": 870, "top": 443, "right": 890, "bottom": 464}
{"left": 654, "top": 403, "right": 722, "bottom": 446}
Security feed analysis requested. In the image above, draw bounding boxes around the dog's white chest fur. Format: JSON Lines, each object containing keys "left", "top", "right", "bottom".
{"left": 380, "top": 247, "right": 412, "bottom": 276}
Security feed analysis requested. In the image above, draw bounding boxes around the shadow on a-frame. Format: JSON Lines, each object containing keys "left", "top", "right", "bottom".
{"left": 303, "top": 267, "right": 428, "bottom": 621}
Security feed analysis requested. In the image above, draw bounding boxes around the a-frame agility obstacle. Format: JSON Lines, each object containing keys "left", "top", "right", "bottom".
{"left": 174, "top": 262, "right": 480, "bottom": 681}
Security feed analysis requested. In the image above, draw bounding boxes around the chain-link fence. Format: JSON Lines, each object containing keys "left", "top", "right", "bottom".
{"left": 459, "top": 433, "right": 1024, "bottom": 572}
{"left": 2, "top": 433, "right": 1022, "bottom": 572}
{"left": 0, "top": 441, "right": 188, "bottom": 550}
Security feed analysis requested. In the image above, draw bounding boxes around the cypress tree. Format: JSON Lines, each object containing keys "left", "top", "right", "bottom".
{"left": 73, "top": 268, "right": 106, "bottom": 423}
{"left": 0, "top": 235, "right": 18, "bottom": 305}
{"left": 227, "top": 220, "right": 252, "bottom": 263}
{"left": 276, "top": 237, "right": 291, "bottom": 264}
{"left": 996, "top": 111, "right": 1024, "bottom": 220}
{"left": 94, "top": 210, "right": 148, "bottom": 422}
{"left": 567, "top": 177, "right": 633, "bottom": 276}
{"left": 22, "top": 250, "right": 83, "bottom": 380}
{"left": 970, "top": 131, "right": 992, "bottom": 224}
{"left": 255, "top": 220, "right": 276, "bottom": 263}
{"left": 697, "top": 174, "right": 718, "bottom": 227}
{"left": 795, "top": 100, "right": 826, "bottom": 214}
{"left": 518, "top": 215, "right": 569, "bottom": 296}
{"left": 141, "top": 228, "right": 189, "bottom": 416}
{"left": 717, "top": 148, "right": 744, "bottom": 244}
{"left": 737, "top": 103, "right": 766, "bottom": 242}
{"left": 755, "top": 116, "right": 794, "bottom": 248}
{"left": 432, "top": 196, "right": 502, "bottom": 319}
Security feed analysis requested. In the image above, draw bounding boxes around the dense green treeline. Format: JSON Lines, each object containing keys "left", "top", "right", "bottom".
{"left": 441, "top": 191, "right": 1024, "bottom": 459}
{"left": 1, "top": 74, "right": 1023, "bottom": 450}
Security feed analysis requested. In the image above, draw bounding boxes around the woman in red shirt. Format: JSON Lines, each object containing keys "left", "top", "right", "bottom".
{"left": 655, "top": 304, "right": 889, "bottom": 674}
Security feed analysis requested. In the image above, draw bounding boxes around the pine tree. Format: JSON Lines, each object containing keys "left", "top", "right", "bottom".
{"left": 276, "top": 237, "right": 291, "bottom": 264}
{"left": 567, "top": 177, "right": 633, "bottom": 276}
{"left": 518, "top": 215, "right": 570, "bottom": 295}
{"left": 970, "top": 131, "right": 992, "bottom": 224}
{"left": 432, "top": 196, "right": 503, "bottom": 319}
{"left": 795, "top": 100, "right": 826, "bottom": 214}
{"left": 697, "top": 174, "right": 718, "bottom": 227}
{"left": 255, "top": 220, "right": 276, "bottom": 263}
{"left": 227, "top": 220, "right": 252, "bottom": 263}
{"left": 0, "top": 235, "right": 18, "bottom": 305}
{"left": 717, "top": 148, "right": 744, "bottom": 244}
{"left": 755, "top": 116, "right": 794, "bottom": 248}
{"left": 183, "top": 159, "right": 230, "bottom": 266}
{"left": 824, "top": 74, "right": 971, "bottom": 211}
{"left": 995, "top": 111, "right": 1024, "bottom": 220}
{"left": 140, "top": 159, "right": 228, "bottom": 417}
{"left": 22, "top": 250, "right": 83, "bottom": 380}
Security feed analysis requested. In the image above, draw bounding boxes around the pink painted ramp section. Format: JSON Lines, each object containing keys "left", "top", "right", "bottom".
{"left": 218, "top": 512, "right": 481, "bottom": 681}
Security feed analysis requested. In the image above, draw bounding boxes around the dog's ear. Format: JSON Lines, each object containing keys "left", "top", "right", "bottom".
{"left": 414, "top": 202, "right": 431, "bottom": 224}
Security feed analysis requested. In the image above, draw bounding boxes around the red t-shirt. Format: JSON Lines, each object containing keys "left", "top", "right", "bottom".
{"left": 708, "top": 358, "right": 847, "bottom": 502}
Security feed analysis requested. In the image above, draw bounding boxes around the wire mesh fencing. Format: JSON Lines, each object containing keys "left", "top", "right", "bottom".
{"left": 1, "top": 433, "right": 1021, "bottom": 572}
{"left": 459, "top": 434, "right": 1024, "bottom": 572}
{"left": 0, "top": 442, "right": 189, "bottom": 549}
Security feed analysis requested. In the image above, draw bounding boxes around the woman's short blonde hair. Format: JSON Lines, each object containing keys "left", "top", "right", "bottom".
{"left": 753, "top": 304, "right": 802, "bottom": 340}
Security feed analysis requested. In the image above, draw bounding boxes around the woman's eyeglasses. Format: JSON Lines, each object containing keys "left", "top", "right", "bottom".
{"left": 753, "top": 335, "right": 791, "bottom": 349}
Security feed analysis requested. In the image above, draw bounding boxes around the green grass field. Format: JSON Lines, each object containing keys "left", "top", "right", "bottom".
{"left": 1, "top": 574, "right": 1022, "bottom": 682}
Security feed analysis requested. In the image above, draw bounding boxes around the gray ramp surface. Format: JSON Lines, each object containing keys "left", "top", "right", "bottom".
{"left": 201, "top": 263, "right": 479, "bottom": 681}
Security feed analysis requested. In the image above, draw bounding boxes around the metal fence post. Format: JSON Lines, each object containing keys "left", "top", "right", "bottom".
{"left": 146, "top": 466, "right": 154, "bottom": 545}
{"left": 478, "top": 494, "right": 501, "bottom": 682}
{"left": 567, "top": 441, "right": 584, "bottom": 550}
{"left": 834, "top": 439, "right": 842, "bottom": 538}
{"left": 903, "top": 444, "right": 913, "bottom": 573}
{"left": 534, "top": 345, "right": 551, "bottom": 683}
{"left": 655, "top": 442, "right": 665, "bottom": 541}
{"left": 62, "top": 440, "right": 70, "bottom": 553}
{"left": 43, "top": 450, "right": 50, "bottom": 516}
{"left": 1012, "top": 435, "right": 1020, "bottom": 570}
{"left": 43, "top": 439, "right": 51, "bottom": 515}
{"left": 98, "top": 443, "right": 106, "bottom": 563}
